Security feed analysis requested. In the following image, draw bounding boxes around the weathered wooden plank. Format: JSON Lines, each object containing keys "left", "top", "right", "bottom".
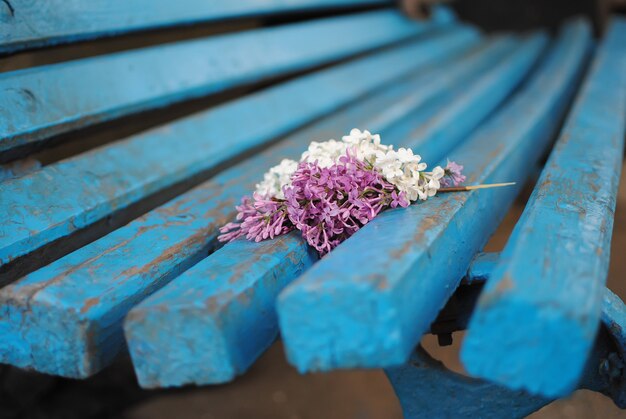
{"left": 123, "top": 34, "right": 547, "bottom": 388}
{"left": 276, "top": 19, "right": 592, "bottom": 372}
{"left": 467, "top": 253, "right": 626, "bottom": 359}
{"left": 0, "top": 29, "right": 481, "bottom": 378}
{"left": 461, "top": 18, "right": 626, "bottom": 398}
{"left": 0, "top": 10, "right": 427, "bottom": 154}
{"left": 0, "top": 26, "right": 471, "bottom": 270}
{"left": 0, "top": 0, "right": 392, "bottom": 54}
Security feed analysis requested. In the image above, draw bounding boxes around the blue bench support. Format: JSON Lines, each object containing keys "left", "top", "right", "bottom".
{"left": 0, "top": 10, "right": 428, "bottom": 155}
{"left": 386, "top": 347, "right": 552, "bottom": 418}
{"left": 385, "top": 269, "right": 626, "bottom": 418}
{"left": 0, "top": 0, "right": 391, "bottom": 54}
{"left": 461, "top": 17, "right": 626, "bottom": 398}
{"left": 276, "top": 19, "right": 591, "bottom": 372}
{"left": 0, "top": 27, "right": 475, "bottom": 271}
{"left": 0, "top": 29, "right": 482, "bottom": 378}
{"left": 123, "top": 33, "right": 546, "bottom": 388}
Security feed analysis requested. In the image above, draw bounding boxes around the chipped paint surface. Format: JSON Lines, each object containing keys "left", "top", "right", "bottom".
{"left": 462, "top": 17, "right": 626, "bottom": 399}
{"left": 0, "top": 28, "right": 482, "bottom": 377}
{"left": 122, "top": 34, "right": 536, "bottom": 387}
{"left": 0, "top": 0, "right": 392, "bottom": 54}
{"left": 124, "top": 233, "right": 318, "bottom": 388}
{"left": 0, "top": 27, "right": 472, "bottom": 269}
{"left": 276, "top": 20, "right": 590, "bottom": 373}
{"left": 0, "top": 10, "right": 428, "bottom": 153}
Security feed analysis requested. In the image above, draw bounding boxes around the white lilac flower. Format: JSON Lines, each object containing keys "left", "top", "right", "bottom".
{"left": 343, "top": 128, "right": 392, "bottom": 164}
{"left": 256, "top": 129, "right": 448, "bottom": 202}
{"left": 255, "top": 158, "right": 298, "bottom": 199}
{"left": 421, "top": 165, "right": 445, "bottom": 199}
{"left": 369, "top": 144, "right": 444, "bottom": 202}
{"left": 300, "top": 139, "right": 346, "bottom": 168}
{"left": 374, "top": 149, "right": 403, "bottom": 179}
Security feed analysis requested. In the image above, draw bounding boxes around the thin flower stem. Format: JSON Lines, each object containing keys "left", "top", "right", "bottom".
{"left": 438, "top": 182, "right": 516, "bottom": 192}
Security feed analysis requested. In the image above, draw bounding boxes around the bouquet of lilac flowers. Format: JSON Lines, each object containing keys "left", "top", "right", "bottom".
{"left": 219, "top": 129, "right": 466, "bottom": 255}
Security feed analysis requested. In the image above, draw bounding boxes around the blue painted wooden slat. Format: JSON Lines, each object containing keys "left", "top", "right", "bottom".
{"left": 466, "top": 252, "right": 626, "bottom": 356}
{"left": 0, "top": 10, "right": 428, "bottom": 154}
{"left": 0, "top": 0, "right": 392, "bottom": 54}
{"left": 461, "top": 18, "right": 626, "bottom": 398}
{"left": 122, "top": 34, "right": 548, "bottom": 388}
{"left": 276, "top": 19, "right": 592, "bottom": 372}
{"left": 0, "top": 29, "right": 481, "bottom": 378}
{"left": 0, "top": 27, "right": 471, "bottom": 270}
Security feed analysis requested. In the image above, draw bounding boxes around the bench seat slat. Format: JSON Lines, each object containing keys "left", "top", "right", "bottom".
{"left": 276, "top": 19, "right": 591, "bottom": 372}
{"left": 461, "top": 17, "right": 626, "bottom": 398}
{"left": 0, "top": 0, "right": 391, "bottom": 54}
{"left": 0, "top": 27, "right": 473, "bottom": 270}
{"left": 0, "top": 30, "right": 480, "bottom": 378}
{"left": 0, "top": 10, "right": 426, "bottom": 154}
{"left": 122, "top": 34, "right": 546, "bottom": 388}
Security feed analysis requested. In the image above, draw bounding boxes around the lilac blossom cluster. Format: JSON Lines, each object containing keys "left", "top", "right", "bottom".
{"left": 218, "top": 129, "right": 465, "bottom": 255}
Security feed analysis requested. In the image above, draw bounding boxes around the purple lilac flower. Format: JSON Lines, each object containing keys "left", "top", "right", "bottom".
{"left": 441, "top": 160, "right": 466, "bottom": 187}
{"left": 219, "top": 148, "right": 410, "bottom": 256}
{"left": 284, "top": 148, "right": 407, "bottom": 255}
{"left": 218, "top": 193, "right": 293, "bottom": 243}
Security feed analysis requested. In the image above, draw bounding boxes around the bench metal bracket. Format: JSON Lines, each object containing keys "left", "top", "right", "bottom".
{"left": 385, "top": 252, "right": 626, "bottom": 418}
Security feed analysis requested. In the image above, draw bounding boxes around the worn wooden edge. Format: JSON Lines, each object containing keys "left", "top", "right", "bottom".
{"left": 0, "top": 0, "right": 393, "bottom": 54}
{"left": 0, "top": 27, "right": 475, "bottom": 271}
{"left": 275, "top": 19, "right": 591, "bottom": 373}
{"left": 461, "top": 17, "right": 626, "bottom": 398}
{"left": 0, "top": 10, "right": 427, "bottom": 153}
{"left": 466, "top": 253, "right": 626, "bottom": 355}
{"left": 124, "top": 233, "right": 318, "bottom": 388}
{"left": 0, "top": 30, "right": 482, "bottom": 378}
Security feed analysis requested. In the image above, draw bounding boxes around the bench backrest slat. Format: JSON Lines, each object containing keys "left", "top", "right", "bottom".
{"left": 1, "top": 10, "right": 423, "bottom": 155}
{"left": 0, "top": 0, "right": 391, "bottom": 54}
{"left": 276, "top": 19, "right": 591, "bottom": 373}
{"left": 461, "top": 17, "right": 626, "bottom": 398}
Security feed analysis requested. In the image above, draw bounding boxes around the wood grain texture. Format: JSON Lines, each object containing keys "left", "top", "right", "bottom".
{"left": 0, "top": 29, "right": 480, "bottom": 378}
{"left": 123, "top": 33, "right": 546, "bottom": 388}
{"left": 461, "top": 17, "right": 626, "bottom": 398}
{"left": 0, "top": 25, "right": 470, "bottom": 272}
{"left": 0, "top": 0, "right": 391, "bottom": 54}
{"left": 0, "top": 10, "right": 427, "bottom": 154}
{"left": 276, "top": 19, "right": 591, "bottom": 373}
{"left": 122, "top": 35, "right": 518, "bottom": 388}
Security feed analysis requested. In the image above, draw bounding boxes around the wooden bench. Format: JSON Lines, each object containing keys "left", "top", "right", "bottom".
{"left": 1, "top": 1, "right": 625, "bottom": 417}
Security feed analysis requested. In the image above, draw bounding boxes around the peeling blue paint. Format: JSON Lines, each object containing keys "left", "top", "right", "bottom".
{"left": 0, "top": 10, "right": 429, "bottom": 153}
{"left": 0, "top": 1, "right": 393, "bottom": 54}
{"left": 461, "top": 17, "right": 626, "bottom": 399}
